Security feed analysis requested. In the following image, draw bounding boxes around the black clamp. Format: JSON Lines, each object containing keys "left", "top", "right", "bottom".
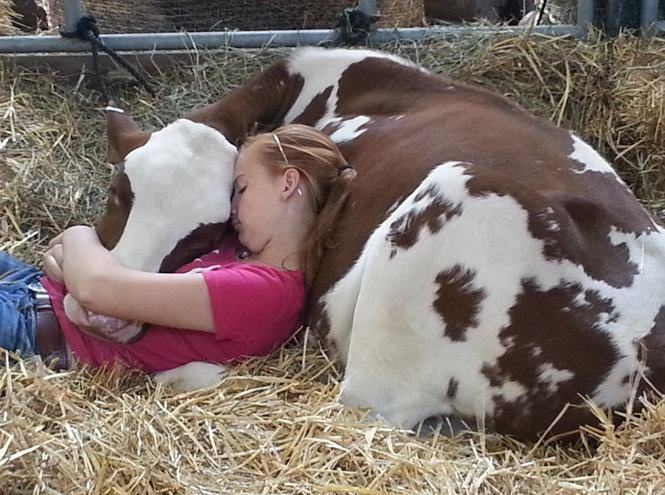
{"left": 334, "top": 7, "right": 380, "bottom": 45}
{"left": 61, "top": 14, "right": 155, "bottom": 103}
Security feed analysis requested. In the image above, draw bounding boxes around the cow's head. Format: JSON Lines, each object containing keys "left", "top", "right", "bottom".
{"left": 97, "top": 108, "right": 238, "bottom": 273}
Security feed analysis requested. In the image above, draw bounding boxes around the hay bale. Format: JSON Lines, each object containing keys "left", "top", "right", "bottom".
{"left": 376, "top": 0, "right": 425, "bottom": 28}
{"left": 2, "top": 34, "right": 665, "bottom": 493}
{"left": 2, "top": 0, "right": 52, "bottom": 33}
{"left": 424, "top": 0, "right": 519, "bottom": 23}
{"left": 613, "top": 39, "right": 665, "bottom": 208}
{"left": 0, "top": 0, "right": 18, "bottom": 34}
{"left": 47, "top": 0, "right": 172, "bottom": 33}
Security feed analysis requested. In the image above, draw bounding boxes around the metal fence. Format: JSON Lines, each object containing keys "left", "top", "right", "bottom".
{"left": 0, "top": 0, "right": 600, "bottom": 54}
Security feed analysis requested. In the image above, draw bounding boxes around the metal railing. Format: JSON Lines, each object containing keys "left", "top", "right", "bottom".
{"left": 641, "top": 0, "right": 665, "bottom": 35}
{"left": 0, "top": 0, "right": 597, "bottom": 54}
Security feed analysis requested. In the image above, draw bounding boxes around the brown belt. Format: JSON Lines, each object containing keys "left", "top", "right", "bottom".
{"left": 31, "top": 284, "right": 70, "bottom": 371}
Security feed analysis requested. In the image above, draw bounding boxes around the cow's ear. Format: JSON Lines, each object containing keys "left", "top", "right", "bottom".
{"left": 106, "top": 108, "right": 151, "bottom": 164}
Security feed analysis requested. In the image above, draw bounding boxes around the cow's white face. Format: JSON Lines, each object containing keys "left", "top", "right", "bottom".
{"left": 97, "top": 119, "right": 237, "bottom": 272}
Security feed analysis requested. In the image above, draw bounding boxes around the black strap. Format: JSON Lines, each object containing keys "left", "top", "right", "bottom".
{"left": 61, "top": 15, "right": 155, "bottom": 103}
{"left": 536, "top": 0, "right": 549, "bottom": 25}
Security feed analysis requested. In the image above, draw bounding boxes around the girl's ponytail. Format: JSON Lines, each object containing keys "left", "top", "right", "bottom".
{"left": 302, "top": 166, "right": 356, "bottom": 287}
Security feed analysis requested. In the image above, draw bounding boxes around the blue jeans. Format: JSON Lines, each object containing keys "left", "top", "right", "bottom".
{"left": 0, "top": 252, "right": 43, "bottom": 358}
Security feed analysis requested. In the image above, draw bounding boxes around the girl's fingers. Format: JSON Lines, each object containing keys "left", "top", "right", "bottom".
{"left": 50, "top": 244, "right": 64, "bottom": 267}
{"left": 42, "top": 244, "right": 65, "bottom": 282}
{"left": 48, "top": 232, "right": 64, "bottom": 249}
{"left": 43, "top": 254, "right": 64, "bottom": 283}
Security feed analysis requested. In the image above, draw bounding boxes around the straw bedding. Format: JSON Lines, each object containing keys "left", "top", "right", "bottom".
{"left": 1, "top": 32, "right": 664, "bottom": 494}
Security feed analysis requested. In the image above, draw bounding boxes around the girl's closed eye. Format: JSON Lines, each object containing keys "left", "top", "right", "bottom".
{"left": 236, "top": 185, "right": 247, "bottom": 195}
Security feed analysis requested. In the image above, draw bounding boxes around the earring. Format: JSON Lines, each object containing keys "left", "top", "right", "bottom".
{"left": 297, "top": 187, "right": 303, "bottom": 196}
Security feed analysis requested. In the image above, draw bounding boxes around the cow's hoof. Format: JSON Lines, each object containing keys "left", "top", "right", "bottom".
{"left": 414, "top": 415, "right": 476, "bottom": 438}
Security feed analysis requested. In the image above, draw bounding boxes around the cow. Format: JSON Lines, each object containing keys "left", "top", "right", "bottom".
{"left": 98, "top": 47, "right": 665, "bottom": 441}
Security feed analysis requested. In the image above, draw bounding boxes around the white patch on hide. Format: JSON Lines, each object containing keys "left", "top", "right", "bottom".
{"left": 569, "top": 134, "right": 625, "bottom": 185}
{"left": 329, "top": 115, "right": 372, "bottom": 144}
{"left": 537, "top": 363, "right": 574, "bottom": 394}
{"left": 324, "top": 251, "right": 368, "bottom": 365}
{"left": 284, "top": 48, "right": 421, "bottom": 128}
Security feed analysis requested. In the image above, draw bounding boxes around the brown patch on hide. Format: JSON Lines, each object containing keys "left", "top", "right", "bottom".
{"left": 446, "top": 378, "right": 459, "bottom": 399}
{"left": 387, "top": 185, "right": 463, "bottom": 254}
{"left": 305, "top": 299, "right": 332, "bottom": 342}
{"left": 293, "top": 86, "right": 334, "bottom": 126}
{"left": 159, "top": 222, "right": 228, "bottom": 273}
{"left": 433, "top": 265, "right": 485, "bottom": 342}
{"left": 96, "top": 164, "right": 134, "bottom": 250}
{"left": 465, "top": 165, "right": 642, "bottom": 289}
{"left": 481, "top": 279, "right": 620, "bottom": 438}
{"left": 534, "top": 192, "right": 639, "bottom": 289}
{"left": 188, "top": 61, "right": 305, "bottom": 143}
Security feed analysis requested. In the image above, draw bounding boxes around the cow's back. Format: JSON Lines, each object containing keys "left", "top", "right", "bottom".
{"left": 283, "top": 51, "right": 658, "bottom": 304}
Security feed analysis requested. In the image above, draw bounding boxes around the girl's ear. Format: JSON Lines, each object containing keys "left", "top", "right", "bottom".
{"left": 281, "top": 168, "right": 301, "bottom": 200}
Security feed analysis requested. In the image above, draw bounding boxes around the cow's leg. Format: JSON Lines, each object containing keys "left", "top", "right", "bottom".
{"left": 323, "top": 254, "right": 368, "bottom": 365}
{"left": 337, "top": 162, "right": 479, "bottom": 430}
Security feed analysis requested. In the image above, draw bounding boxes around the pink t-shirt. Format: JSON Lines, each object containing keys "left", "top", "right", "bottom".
{"left": 40, "top": 239, "right": 305, "bottom": 373}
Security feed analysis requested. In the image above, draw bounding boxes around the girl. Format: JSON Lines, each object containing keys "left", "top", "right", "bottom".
{"left": 0, "top": 124, "right": 356, "bottom": 373}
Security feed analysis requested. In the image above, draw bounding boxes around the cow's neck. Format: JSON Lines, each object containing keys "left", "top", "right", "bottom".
{"left": 186, "top": 61, "right": 299, "bottom": 144}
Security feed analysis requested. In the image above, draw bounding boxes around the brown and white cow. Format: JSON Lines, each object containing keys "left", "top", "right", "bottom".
{"left": 100, "top": 47, "right": 665, "bottom": 440}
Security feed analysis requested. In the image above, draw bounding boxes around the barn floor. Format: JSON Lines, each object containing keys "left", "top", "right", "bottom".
{"left": 1, "top": 32, "right": 664, "bottom": 494}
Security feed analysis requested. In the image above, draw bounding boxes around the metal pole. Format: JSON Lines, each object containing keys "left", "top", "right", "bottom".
{"left": 605, "top": 0, "right": 642, "bottom": 36}
{"left": 0, "top": 25, "right": 582, "bottom": 54}
{"left": 358, "top": 0, "right": 379, "bottom": 16}
{"left": 61, "top": 0, "right": 83, "bottom": 33}
{"left": 576, "top": 0, "right": 595, "bottom": 37}
{"left": 641, "top": 0, "right": 659, "bottom": 35}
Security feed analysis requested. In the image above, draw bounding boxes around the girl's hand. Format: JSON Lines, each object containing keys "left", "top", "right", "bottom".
{"left": 43, "top": 226, "right": 96, "bottom": 283}
{"left": 42, "top": 227, "right": 74, "bottom": 283}
{"left": 59, "top": 225, "right": 117, "bottom": 303}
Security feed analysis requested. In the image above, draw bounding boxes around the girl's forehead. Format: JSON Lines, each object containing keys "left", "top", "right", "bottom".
{"left": 235, "top": 148, "right": 255, "bottom": 171}
{"left": 235, "top": 148, "right": 268, "bottom": 178}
